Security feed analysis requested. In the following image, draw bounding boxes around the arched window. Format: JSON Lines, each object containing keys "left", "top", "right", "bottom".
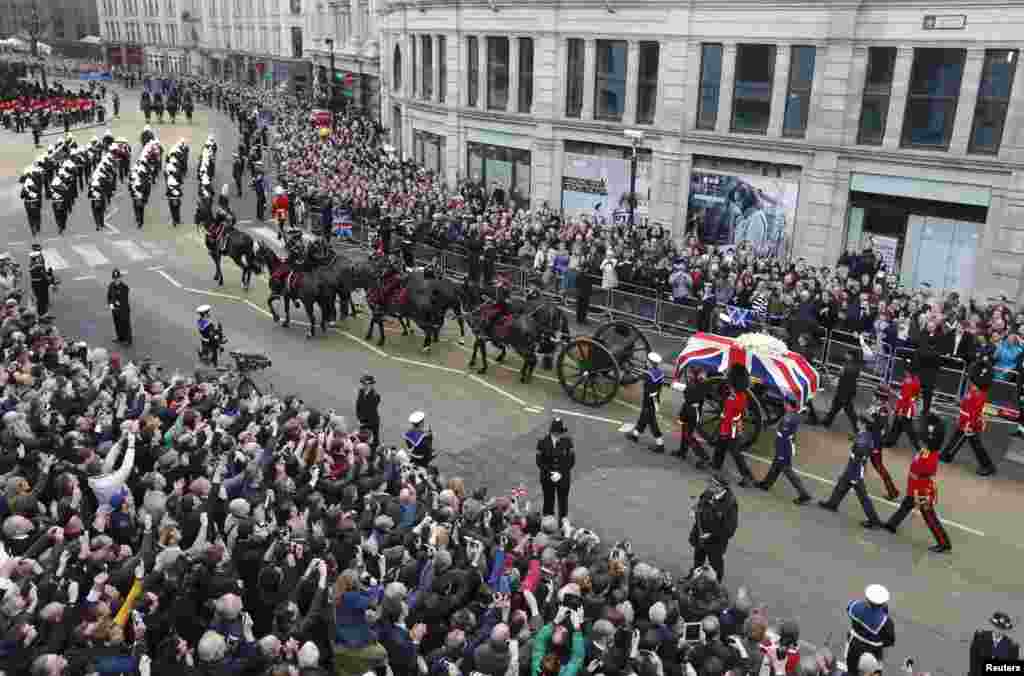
{"left": 392, "top": 44, "right": 403, "bottom": 92}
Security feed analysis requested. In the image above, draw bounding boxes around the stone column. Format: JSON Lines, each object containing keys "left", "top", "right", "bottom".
{"left": 949, "top": 48, "right": 986, "bottom": 154}
{"left": 508, "top": 35, "right": 519, "bottom": 113}
{"left": 842, "top": 46, "right": 869, "bottom": 146}
{"left": 432, "top": 34, "right": 441, "bottom": 102}
{"left": 477, "top": 35, "right": 487, "bottom": 110}
{"left": 682, "top": 41, "right": 700, "bottom": 130}
{"left": 348, "top": 0, "right": 360, "bottom": 47}
{"left": 622, "top": 40, "right": 639, "bottom": 125}
{"left": 768, "top": 44, "right": 790, "bottom": 136}
{"left": 715, "top": 42, "right": 736, "bottom": 134}
{"left": 651, "top": 147, "right": 681, "bottom": 232}
{"left": 882, "top": 47, "right": 913, "bottom": 149}
{"left": 581, "top": 38, "right": 595, "bottom": 119}
{"left": 676, "top": 152, "right": 693, "bottom": 237}
{"left": 533, "top": 35, "right": 556, "bottom": 119}
{"left": 405, "top": 32, "right": 414, "bottom": 99}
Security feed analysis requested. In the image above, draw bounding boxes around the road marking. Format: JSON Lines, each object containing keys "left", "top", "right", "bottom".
{"left": 391, "top": 355, "right": 463, "bottom": 375}
{"left": 336, "top": 329, "right": 389, "bottom": 358}
{"left": 245, "top": 300, "right": 274, "bottom": 318}
{"left": 71, "top": 243, "right": 111, "bottom": 267}
{"left": 8, "top": 241, "right": 25, "bottom": 247}
{"left": 551, "top": 408, "right": 626, "bottom": 426}
{"left": 139, "top": 241, "right": 168, "bottom": 255}
{"left": 184, "top": 287, "right": 241, "bottom": 301}
{"left": 41, "top": 249, "right": 70, "bottom": 270}
{"left": 110, "top": 240, "right": 151, "bottom": 262}
{"left": 157, "top": 270, "right": 182, "bottom": 288}
{"left": 237, "top": 219, "right": 253, "bottom": 224}
{"left": 524, "top": 406, "right": 545, "bottom": 414}
{"left": 468, "top": 374, "right": 530, "bottom": 407}
{"left": 73, "top": 275, "right": 96, "bottom": 281}
{"left": 44, "top": 237, "right": 60, "bottom": 243}
{"left": 74, "top": 234, "right": 89, "bottom": 239}
{"left": 147, "top": 265, "right": 164, "bottom": 271}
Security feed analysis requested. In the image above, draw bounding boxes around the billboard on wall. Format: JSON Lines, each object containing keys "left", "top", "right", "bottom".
{"left": 561, "top": 152, "right": 650, "bottom": 226}
{"left": 687, "top": 170, "right": 800, "bottom": 259}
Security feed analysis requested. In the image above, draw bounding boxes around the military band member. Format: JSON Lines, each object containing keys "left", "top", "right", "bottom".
{"left": 942, "top": 362, "right": 997, "bottom": 476}
{"left": 712, "top": 364, "right": 755, "bottom": 487}
{"left": 883, "top": 414, "right": 951, "bottom": 553}
{"left": 883, "top": 363, "right": 921, "bottom": 452}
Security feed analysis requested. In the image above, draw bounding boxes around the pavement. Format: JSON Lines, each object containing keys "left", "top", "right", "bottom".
{"left": 3, "top": 80, "right": 1023, "bottom": 675}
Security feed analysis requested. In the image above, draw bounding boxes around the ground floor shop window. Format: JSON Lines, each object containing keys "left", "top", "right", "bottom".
{"left": 414, "top": 130, "right": 445, "bottom": 174}
{"left": 561, "top": 141, "right": 652, "bottom": 227}
{"left": 466, "top": 142, "right": 531, "bottom": 210}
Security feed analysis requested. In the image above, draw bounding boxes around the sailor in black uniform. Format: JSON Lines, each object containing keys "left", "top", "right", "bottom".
{"left": 28, "top": 246, "right": 55, "bottom": 317}
{"left": 626, "top": 352, "right": 666, "bottom": 452}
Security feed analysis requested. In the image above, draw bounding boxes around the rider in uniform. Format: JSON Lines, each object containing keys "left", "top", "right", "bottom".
{"left": 404, "top": 411, "right": 434, "bottom": 467}
{"left": 483, "top": 280, "right": 512, "bottom": 337}
{"left": 285, "top": 229, "right": 308, "bottom": 269}
{"left": 28, "top": 246, "right": 55, "bottom": 318}
{"left": 196, "top": 305, "right": 222, "bottom": 366}
{"left": 627, "top": 352, "right": 666, "bottom": 452}
{"left": 272, "top": 186, "right": 290, "bottom": 239}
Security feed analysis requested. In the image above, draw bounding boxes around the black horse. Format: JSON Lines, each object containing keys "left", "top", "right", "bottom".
{"left": 467, "top": 294, "right": 570, "bottom": 383}
{"left": 364, "top": 263, "right": 464, "bottom": 352}
{"left": 204, "top": 219, "right": 263, "bottom": 290}
{"left": 257, "top": 247, "right": 337, "bottom": 338}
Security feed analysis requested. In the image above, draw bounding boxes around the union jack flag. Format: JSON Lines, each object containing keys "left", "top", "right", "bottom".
{"left": 672, "top": 332, "right": 821, "bottom": 406}
{"left": 722, "top": 305, "right": 754, "bottom": 329}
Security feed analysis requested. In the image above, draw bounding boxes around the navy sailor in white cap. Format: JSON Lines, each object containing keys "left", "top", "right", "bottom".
{"left": 845, "top": 584, "right": 895, "bottom": 674}
{"left": 405, "top": 411, "right": 434, "bottom": 467}
{"left": 626, "top": 352, "right": 666, "bottom": 452}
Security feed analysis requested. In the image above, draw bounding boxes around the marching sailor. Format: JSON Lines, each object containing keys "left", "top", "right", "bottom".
{"left": 755, "top": 396, "right": 813, "bottom": 504}
{"left": 626, "top": 352, "right": 666, "bottom": 452}
{"left": 844, "top": 584, "right": 895, "bottom": 674}
{"left": 404, "top": 411, "right": 434, "bottom": 467}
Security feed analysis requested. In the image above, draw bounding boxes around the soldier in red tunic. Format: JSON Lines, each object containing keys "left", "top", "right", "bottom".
{"left": 884, "top": 414, "right": 951, "bottom": 553}
{"left": 883, "top": 364, "right": 921, "bottom": 451}
{"left": 941, "top": 362, "right": 997, "bottom": 476}
{"left": 712, "top": 364, "right": 755, "bottom": 487}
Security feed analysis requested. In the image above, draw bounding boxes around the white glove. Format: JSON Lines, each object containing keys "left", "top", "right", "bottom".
{"left": 550, "top": 472, "right": 561, "bottom": 483}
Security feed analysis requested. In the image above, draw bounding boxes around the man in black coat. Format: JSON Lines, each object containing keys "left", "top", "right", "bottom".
{"left": 970, "top": 612, "right": 1020, "bottom": 676}
{"left": 819, "top": 349, "right": 862, "bottom": 430}
{"left": 914, "top": 337, "right": 942, "bottom": 418}
{"left": 356, "top": 374, "right": 381, "bottom": 450}
{"left": 576, "top": 260, "right": 594, "bottom": 325}
{"left": 536, "top": 417, "right": 575, "bottom": 522}
{"left": 690, "top": 473, "right": 738, "bottom": 583}
{"left": 107, "top": 268, "right": 132, "bottom": 346}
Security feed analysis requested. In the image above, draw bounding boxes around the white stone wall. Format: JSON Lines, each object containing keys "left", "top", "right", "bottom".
{"left": 381, "top": 0, "right": 1024, "bottom": 301}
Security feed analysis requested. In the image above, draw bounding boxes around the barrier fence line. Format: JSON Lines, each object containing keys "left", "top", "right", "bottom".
{"left": 337, "top": 225, "right": 1019, "bottom": 416}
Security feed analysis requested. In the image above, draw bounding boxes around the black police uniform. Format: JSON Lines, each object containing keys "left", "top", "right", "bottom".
{"left": 629, "top": 363, "right": 665, "bottom": 450}
{"left": 536, "top": 420, "right": 576, "bottom": 521}
{"left": 28, "top": 252, "right": 52, "bottom": 316}
{"left": 970, "top": 616, "right": 1020, "bottom": 676}
{"left": 690, "top": 479, "right": 738, "bottom": 582}
{"left": 822, "top": 353, "right": 862, "bottom": 430}
{"left": 107, "top": 271, "right": 132, "bottom": 345}
{"left": 678, "top": 377, "right": 712, "bottom": 462}
{"left": 356, "top": 381, "right": 381, "bottom": 449}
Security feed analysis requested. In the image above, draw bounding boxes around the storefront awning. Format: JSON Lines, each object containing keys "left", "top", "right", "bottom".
{"left": 850, "top": 173, "right": 991, "bottom": 208}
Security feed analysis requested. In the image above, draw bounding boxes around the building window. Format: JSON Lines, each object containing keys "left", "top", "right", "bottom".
{"left": 783, "top": 45, "right": 816, "bottom": 136}
{"left": 969, "top": 50, "right": 1018, "bottom": 154}
{"left": 518, "top": 37, "right": 533, "bottom": 113}
{"left": 437, "top": 37, "right": 446, "bottom": 103}
{"left": 901, "top": 48, "right": 966, "bottom": 149}
{"left": 636, "top": 41, "right": 659, "bottom": 124}
{"left": 594, "top": 40, "right": 627, "bottom": 121}
{"left": 697, "top": 43, "right": 722, "bottom": 130}
{"left": 732, "top": 44, "right": 775, "bottom": 134}
{"left": 565, "top": 38, "right": 584, "bottom": 118}
{"left": 421, "top": 35, "right": 433, "bottom": 100}
{"left": 290, "top": 26, "right": 302, "bottom": 58}
{"left": 487, "top": 36, "right": 509, "bottom": 110}
{"left": 467, "top": 36, "right": 479, "bottom": 107}
{"left": 857, "top": 47, "right": 896, "bottom": 145}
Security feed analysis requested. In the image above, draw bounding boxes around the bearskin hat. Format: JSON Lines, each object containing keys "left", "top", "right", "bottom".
{"left": 968, "top": 360, "right": 994, "bottom": 390}
{"left": 923, "top": 414, "right": 946, "bottom": 450}
{"left": 727, "top": 363, "right": 750, "bottom": 392}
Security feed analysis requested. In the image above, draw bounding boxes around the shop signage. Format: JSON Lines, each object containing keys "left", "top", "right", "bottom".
{"left": 922, "top": 14, "right": 966, "bottom": 29}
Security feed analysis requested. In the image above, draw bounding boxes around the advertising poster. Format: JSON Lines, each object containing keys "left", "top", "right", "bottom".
{"left": 687, "top": 171, "right": 800, "bottom": 259}
{"left": 561, "top": 153, "right": 650, "bottom": 226}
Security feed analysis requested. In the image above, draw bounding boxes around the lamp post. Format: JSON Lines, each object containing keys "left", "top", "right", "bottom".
{"left": 323, "top": 36, "right": 336, "bottom": 127}
{"left": 28, "top": 0, "right": 48, "bottom": 91}
{"left": 624, "top": 129, "right": 645, "bottom": 227}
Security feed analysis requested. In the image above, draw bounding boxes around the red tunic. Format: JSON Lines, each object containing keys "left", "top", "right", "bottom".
{"left": 272, "top": 194, "right": 289, "bottom": 221}
{"left": 719, "top": 390, "right": 747, "bottom": 439}
{"left": 894, "top": 373, "right": 920, "bottom": 418}
{"left": 958, "top": 387, "right": 987, "bottom": 434}
{"left": 906, "top": 448, "right": 939, "bottom": 504}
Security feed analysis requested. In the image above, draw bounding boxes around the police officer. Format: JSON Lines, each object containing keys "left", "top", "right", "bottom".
{"left": 884, "top": 414, "right": 951, "bottom": 553}
{"left": 844, "top": 585, "right": 895, "bottom": 674}
{"left": 689, "top": 473, "right": 738, "bottom": 582}
{"left": 166, "top": 175, "right": 182, "bottom": 228}
{"left": 107, "top": 269, "right": 132, "bottom": 346}
{"left": 818, "top": 417, "right": 885, "bottom": 529}
{"left": 626, "top": 352, "right": 666, "bottom": 452}
{"left": 356, "top": 374, "right": 381, "bottom": 450}
{"left": 675, "top": 365, "right": 712, "bottom": 465}
{"left": 28, "top": 246, "right": 54, "bottom": 317}
{"left": 252, "top": 164, "right": 267, "bottom": 222}
{"left": 536, "top": 417, "right": 575, "bottom": 522}
{"left": 970, "top": 613, "right": 1020, "bottom": 676}
{"left": 755, "top": 397, "right": 813, "bottom": 505}
{"left": 404, "top": 411, "right": 434, "bottom": 467}
{"left": 232, "top": 152, "right": 245, "bottom": 197}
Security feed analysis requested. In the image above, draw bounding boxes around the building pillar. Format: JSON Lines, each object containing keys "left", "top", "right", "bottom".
{"left": 404, "top": 32, "right": 414, "bottom": 99}
{"left": 581, "top": 38, "right": 596, "bottom": 119}
{"left": 622, "top": 40, "right": 639, "bottom": 125}
{"left": 949, "top": 48, "right": 986, "bottom": 155}
{"left": 651, "top": 147, "right": 680, "bottom": 232}
{"left": 432, "top": 34, "right": 441, "bottom": 102}
{"left": 676, "top": 152, "right": 693, "bottom": 237}
{"left": 349, "top": 0, "right": 360, "bottom": 47}
{"left": 882, "top": 47, "right": 913, "bottom": 149}
{"left": 715, "top": 43, "right": 737, "bottom": 134}
{"left": 768, "top": 44, "right": 790, "bottom": 136}
{"left": 477, "top": 35, "right": 486, "bottom": 110}
{"left": 842, "top": 46, "right": 869, "bottom": 146}
{"left": 508, "top": 35, "right": 519, "bottom": 113}
{"left": 682, "top": 41, "right": 700, "bottom": 130}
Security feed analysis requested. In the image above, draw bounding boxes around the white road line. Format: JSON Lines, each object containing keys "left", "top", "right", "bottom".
{"left": 245, "top": 300, "right": 274, "bottom": 318}
{"left": 70, "top": 243, "right": 111, "bottom": 267}
{"left": 138, "top": 241, "right": 167, "bottom": 255}
{"left": 524, "top": 406, "right": 545, "bottom": 414}
{"left": 468, "top": 374, "right": 530, "bottom": 407}
{"left": 40, "top": 249, "right": 70, "bottom": 270}
{"left": 237, "top": 219, "right": 253, "bottom": 224}
{"left": 390, "top": 355, "right": 463, "bottom": 375}
{"left": 74, "top": 234, "right": 89, "bottom": 239}
{"left": 156, "top": 270, "right": 182, "bottom": 288}
{"left": 110, "top": 240, "right": 151, "bottom": 262}
{"left": 337, "top": 330, "right": 389, "bottom": 358}
{"left": 184, "top": 287, "right": 241, "bottom": 301}
{"left": 551, "top": 408, "right": 626, "bottom": 426}
{"left": 73, "top": 275, "right": 96, "bottom": 281}
{"left": 147, "top": 265, "right": 164, "bottom": 271}
{"left": 8, "top": 241, "right": 25, "bottom": 247}
{"left": 43, "top": 237, "right": 60, "bottom": 243}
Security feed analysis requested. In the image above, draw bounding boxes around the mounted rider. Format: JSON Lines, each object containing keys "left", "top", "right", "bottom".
{"left": 285, "top": 228, "right": 308, "bottom": 269}
{"left": 482, "top": 276, "right": 514, "bottom": 336}
{"left": 207, "top": 186, "right": 238, "bottom": 252}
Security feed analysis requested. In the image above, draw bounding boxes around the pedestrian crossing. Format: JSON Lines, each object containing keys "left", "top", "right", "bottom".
{"left": 7, "top": 237, "right": 168, "bottom": 277}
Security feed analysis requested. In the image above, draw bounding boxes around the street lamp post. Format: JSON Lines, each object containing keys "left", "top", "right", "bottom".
{"left": 624, "top": 129, "right": 645, "bottom": 227}
{"left": 28, "top": 1, "right": 48, "bottom": 91}
{"left": 324, "top": 37, "right": 336, "bottom": 127}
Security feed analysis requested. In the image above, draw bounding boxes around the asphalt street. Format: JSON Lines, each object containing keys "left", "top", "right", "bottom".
{"left": 2, "top": 81, "right": 1022, "bottom": 675}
